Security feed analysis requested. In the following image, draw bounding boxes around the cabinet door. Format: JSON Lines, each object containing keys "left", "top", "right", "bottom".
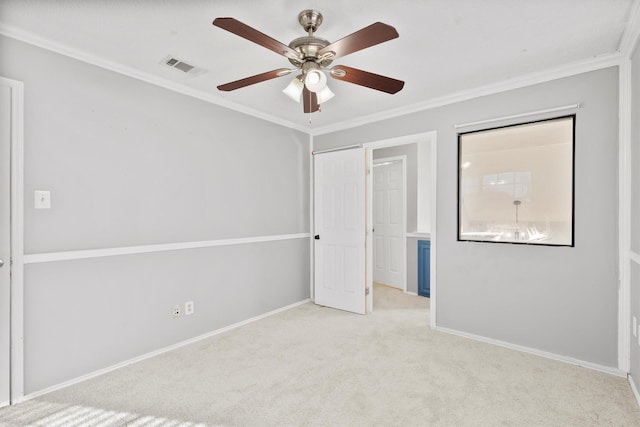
{"left": 418, "top": 240, "right": 430, "bottom": 298}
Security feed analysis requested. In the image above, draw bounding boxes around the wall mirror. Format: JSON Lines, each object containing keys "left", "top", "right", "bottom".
{"left": 458, "top": 115, "right": 575, "bottom": 246}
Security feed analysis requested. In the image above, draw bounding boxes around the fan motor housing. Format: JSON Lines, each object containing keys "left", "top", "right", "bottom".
{"left": 288, "top": 36, "right": 332, "bottom": 67}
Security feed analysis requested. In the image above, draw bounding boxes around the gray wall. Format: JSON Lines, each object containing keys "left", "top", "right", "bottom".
{"left": 630, "top": 41, "right": 640, "bottom": 388}
{"left": 315, "top": 68, "right": 620, "bottom": 367}
{"left": 0, "top": 36, "right": 310, "bottom": 394}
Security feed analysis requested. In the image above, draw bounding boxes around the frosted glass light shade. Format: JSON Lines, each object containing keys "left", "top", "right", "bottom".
{"left": 305, "top": 70, "right": 327, "bottom": 92}
{"left": 282, "top": 77, "right": 304, "bottom": 102}
{"left": 316, "top": 86, "right": 335, "bottom": 103}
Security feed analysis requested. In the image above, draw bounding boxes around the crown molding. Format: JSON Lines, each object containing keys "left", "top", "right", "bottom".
{"left": 311, "top": 52, "right": 622, "bottom": 136}
{"left": 0, "top": 24, "right": 310, "bottom": 134}
{"left": 0, "top": 23, "right": 628, "bottom": 137}
{"left": 618, "top": 0, "right": 640, "bottom": 58}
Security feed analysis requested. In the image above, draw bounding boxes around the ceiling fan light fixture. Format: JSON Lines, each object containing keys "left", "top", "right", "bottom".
{"left": 283, "top": 76, "right": 304, "bottom": 102}
{"left": 316, "top": 86, "right": 335, "bottom": 104}
{"left": 212, "top": 12, "right": 404, "bottom": 114}
{"left": 305, "top": 69, "right": 327, "bottom": 92}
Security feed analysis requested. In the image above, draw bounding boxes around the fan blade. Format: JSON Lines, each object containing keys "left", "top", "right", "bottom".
{"left": 213, "top": 18, "right": 301, "bottom": 60}
{"left": 217, "top": 68, "right": 291, "bottom": 91}
{"left": 330, "top": 65, "right": 404, "bottom": 94}
{"left": 318, "top": 22, "right": 398, "bottom": 60}
{"left": 302, "top": 87, "right": 320, "bottom": 113}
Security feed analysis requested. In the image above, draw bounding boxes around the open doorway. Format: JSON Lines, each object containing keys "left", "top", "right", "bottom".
{"left": 372, "top": 156, "right": 407, "bottom": 292}
{"left": 365, "top": 131, "right": 436, "bottom": 327}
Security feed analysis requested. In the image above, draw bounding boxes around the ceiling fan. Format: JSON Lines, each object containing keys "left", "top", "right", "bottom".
{"left": 212, "top": 10, "right": 404, "bottom": 113}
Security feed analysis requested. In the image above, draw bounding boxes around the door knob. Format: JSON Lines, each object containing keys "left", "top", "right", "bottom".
{"left": 314, "top": 235, "right": 320, "bottom": 240}
{"left": 0, "top": 259, "right": 4, "bottom": 268}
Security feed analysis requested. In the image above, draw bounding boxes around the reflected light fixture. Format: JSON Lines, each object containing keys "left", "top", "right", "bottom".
{"left": 513, "top": 199, "right": 522, "bottom": 240}
{"left": 282, "top": 76, "right": 304, "bottom": 102}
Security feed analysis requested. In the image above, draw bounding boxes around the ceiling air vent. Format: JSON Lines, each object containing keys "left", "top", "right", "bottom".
{"left": 161, "top": 55, "right": 204, "bottom": 76}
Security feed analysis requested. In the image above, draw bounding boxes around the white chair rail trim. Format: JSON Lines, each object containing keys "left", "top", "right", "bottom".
{"left": 23, "top": 233, "right": 311, "bottom": 264}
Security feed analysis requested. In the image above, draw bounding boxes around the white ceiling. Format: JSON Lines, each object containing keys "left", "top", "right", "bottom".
{"left": 0, "top": 0, "right": 636, "bottom": 133}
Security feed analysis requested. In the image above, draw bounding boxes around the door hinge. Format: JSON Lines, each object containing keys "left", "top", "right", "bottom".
{"left": 366, "top": 287, "right": 370, "bottom": 295}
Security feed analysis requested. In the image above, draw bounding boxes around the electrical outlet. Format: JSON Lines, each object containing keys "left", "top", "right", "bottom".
{"left": 172, "top": 305, "right": 181, "bottom": 317}
{"left": 185, "top": 301, "right": 194, "bottom": 315}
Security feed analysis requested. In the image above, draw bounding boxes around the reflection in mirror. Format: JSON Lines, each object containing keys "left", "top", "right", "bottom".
{"left": 458, "top": 116, "right": 574, "bottom": 246}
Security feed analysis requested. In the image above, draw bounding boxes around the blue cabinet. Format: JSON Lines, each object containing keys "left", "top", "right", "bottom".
{"left": 418, "top": 240, "right": 431, "bottom": 298}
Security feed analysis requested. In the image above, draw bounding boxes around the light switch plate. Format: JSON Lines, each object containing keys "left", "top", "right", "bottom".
{"left": 34, "top": 190, "right": 51, "bottom": 209}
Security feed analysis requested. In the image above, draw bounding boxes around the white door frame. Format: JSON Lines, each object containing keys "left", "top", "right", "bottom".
{"left": 308, "top": 131, "right": 437, "bottom": 326}
{"left": 618, "top": 55, "right": 632, "bottom": 374}
{"left": 363, "top": 131, "right": 437, "bottom": 327}
{"left": 1, "top": 76, "right": 25, "bottom": 405}
{"left": 371, "top": 155, "right": 407, "bottom": 292}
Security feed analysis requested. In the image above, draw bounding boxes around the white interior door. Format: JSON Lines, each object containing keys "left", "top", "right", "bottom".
{"left": 373, "top": 158, "right": 405, "bottom": 289}
{"left": 314, "top": 148, "right": 366, "bottom": 314}
{"left": 0, "top": 85, "right": 11, "bottom": 407}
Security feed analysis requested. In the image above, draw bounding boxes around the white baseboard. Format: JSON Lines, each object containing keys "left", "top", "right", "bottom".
{"left": 21, "top": 299, "right": 311, "bottom": 402}
{"left": 0, "top": 400, "right": 9, "bottom": 408}
{"left": 436, "top": 326, "right": 626, "bottom": 378}
{"left": 404, "top": 291, "right": 418, "bottom": 296}
{"left": 630, "top": 375, "right": 640, "bottom": 406}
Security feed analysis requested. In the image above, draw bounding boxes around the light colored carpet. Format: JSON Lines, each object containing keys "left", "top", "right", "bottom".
{"left": 1, "top": 285, "right": 639, "bottom": 426}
